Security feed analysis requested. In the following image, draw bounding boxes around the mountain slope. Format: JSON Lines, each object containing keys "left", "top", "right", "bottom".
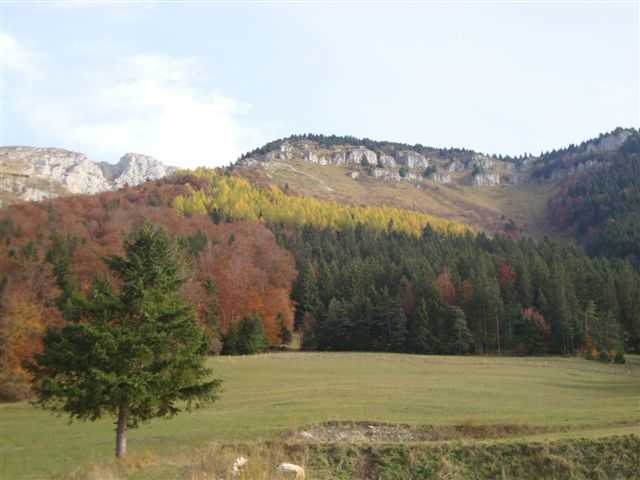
{"left": 234, "top": 128, "right": 637, "bottom": 239}
{"left": 547, "top": 133, "right": 640, "bottom": 262}
{"left": 0, "top": 147, "right": 175, "bottom": 207}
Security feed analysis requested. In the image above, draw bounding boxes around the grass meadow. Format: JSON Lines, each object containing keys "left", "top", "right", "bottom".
{"left": 1, "top": 353, "right": 639, "bottom": 479}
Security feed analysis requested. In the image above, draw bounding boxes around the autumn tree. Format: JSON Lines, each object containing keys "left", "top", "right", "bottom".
{"left": 28, "top": 222, "right": 220, "bottom": 458}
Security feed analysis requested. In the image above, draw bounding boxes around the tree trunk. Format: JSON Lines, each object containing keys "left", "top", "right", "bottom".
{"left": 115, "top": 404, "right": 129, "bottom": 459}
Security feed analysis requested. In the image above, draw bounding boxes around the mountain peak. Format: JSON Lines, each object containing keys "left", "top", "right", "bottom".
{"left": 0, "top": 146, "right": 174, "bottom": 206}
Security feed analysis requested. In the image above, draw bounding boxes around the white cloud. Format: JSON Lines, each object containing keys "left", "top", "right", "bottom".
{"left": 0, "top": 32, "right": 33, "bottom": 73}
{"left": 5, "top": 36, "right": 263, "bottom": 168}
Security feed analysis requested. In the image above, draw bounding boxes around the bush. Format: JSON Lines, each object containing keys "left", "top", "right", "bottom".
{"left": 423, "top": 166, "right": 437, "bottom": 178}
{"left": 598, "top": 350, "right": 610, "bottom": 363}
{"left": 278, "top": 314, "right": 292, "bottom": 345}
{"left": 614, "top": 351, "right": 626, "bottom": 364}
{"left": 0, "top": 370, "right": 31, "bottom": 402}
{"left": 222, "top": 314, "right": 269, "bottom": 355}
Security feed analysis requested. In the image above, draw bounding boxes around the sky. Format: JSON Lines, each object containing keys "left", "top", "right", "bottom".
{"left": 0, "top": 1, "right": 638, "bottom": 168}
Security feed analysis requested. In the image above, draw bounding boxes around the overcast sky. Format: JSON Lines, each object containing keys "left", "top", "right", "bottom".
{"left": 0, "top": 1, "right": 638, "bottom": 168}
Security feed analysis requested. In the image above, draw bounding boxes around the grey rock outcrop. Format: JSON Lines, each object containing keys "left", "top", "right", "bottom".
{"left": 103, "top": 153, "right": 175, "bottom": 189}
{"left": 239, "top": 139, "right": 503, "bottom": 188}
{"left": 471, "top": 171, "right": 501, "bottom": 186}
{"left": 396, "top": 150, "right": 428, "bottom": 169}
{"left": 448, "top": 160, "right": 465, "bottom": 173}
{"left": 429, "top": 171, "right": 452, "bottom": 184}
{"left": 0, "top": 146, "right": 174, "bottom": 205}
{"left": 347, "top": 147, "right": 377, "bottom": 166}
{"left": 378, "top": 154, "right": 396, "bottom": 168}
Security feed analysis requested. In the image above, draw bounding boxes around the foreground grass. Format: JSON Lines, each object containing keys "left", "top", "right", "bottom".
{"left": 1, "top": 353, "right": 639, "bottom": 479}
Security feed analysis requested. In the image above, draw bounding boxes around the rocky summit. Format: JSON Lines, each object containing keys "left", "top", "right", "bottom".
{"left": 0, "top": 147, "right": 175, "bottom": 206}
{"left": 237, "top": 128, "right": 635, "bottom": 189}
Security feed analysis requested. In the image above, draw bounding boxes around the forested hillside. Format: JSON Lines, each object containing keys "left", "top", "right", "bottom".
{"left": 547, "top": 133, "right": 640, "bottom": 262}
{"left": 169, "top": 169, "right": 640, "bottom": 356}
{"left": 173, "top": 168, "right": 469, "bottom": 236}
{"left": 0, "top": 176, "right": 297, "bottom": 400}
{"left": 2, "top": 164, "right": 640, "bottom": 401}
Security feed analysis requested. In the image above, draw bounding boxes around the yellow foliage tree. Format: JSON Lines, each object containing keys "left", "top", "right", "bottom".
{"left": 173, "top": 169, "right": 470, "bottom": 237}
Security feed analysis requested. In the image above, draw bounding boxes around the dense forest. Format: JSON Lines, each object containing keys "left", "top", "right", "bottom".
{"left": 0, "top": 176, "right": 297, "bottom": 400}
{"left": 531, "top": 127, "right": 637, "bottom": 180}
{"left": 1, "top": 165, "right": 639, "bottom": 401}
{"left": 547, "top": 133, "right": 640, "bottom": 263}
{"left": 275, "top": 224, "right": 639, "bottom": 357}
{"left": 173, "top": 169, "right": 640, "bottom": 356}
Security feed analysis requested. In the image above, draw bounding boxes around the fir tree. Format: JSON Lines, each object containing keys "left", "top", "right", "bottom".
{"left": 407, "top": 300, "right": 436, "bottom": 354}
{"left": 29, "top": 222, "right": 220, "bottom": 459}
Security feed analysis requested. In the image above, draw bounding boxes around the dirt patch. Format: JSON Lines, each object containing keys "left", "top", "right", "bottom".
{"left": 285, "top": 421, "right": 558, "bottom": 444}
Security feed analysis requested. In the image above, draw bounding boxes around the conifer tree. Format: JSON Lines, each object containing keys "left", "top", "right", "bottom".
{"left": 446, "top": 306, "right": 473, "bottom": 354}
{"left": 407, "top": 300, "right": 436, "bottom": 354}
{"left": 29, "top": 222, "right": 220, "bottom": 459}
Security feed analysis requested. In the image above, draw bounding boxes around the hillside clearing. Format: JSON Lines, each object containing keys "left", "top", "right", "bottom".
{"left": 244, "top": 160, "right": 559, "bottom": 237}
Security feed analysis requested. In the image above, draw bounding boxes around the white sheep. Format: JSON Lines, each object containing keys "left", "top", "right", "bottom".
{"left": 231, "top": 456, "right": 248, "bottom": 478}
{"left": 277, "top": 462, "right": 305, "bottom": 479}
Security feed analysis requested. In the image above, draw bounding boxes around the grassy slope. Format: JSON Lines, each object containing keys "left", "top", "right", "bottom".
{"left": 1, "top": 354, "right": 638, "bottom": 479}
{"left": 244, "top": 160, "right": 560, "bottom": 237}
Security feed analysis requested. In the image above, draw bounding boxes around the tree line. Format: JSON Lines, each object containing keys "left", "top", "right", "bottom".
{"left": 272, "top": 223, "right": 640, "bottom": 356}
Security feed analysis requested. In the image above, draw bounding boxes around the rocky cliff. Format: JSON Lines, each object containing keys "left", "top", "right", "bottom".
{"left": 237, "top": 129, "right": 637, "bottom": 190}
{"left": 0, "top": 147, "right": 175, "bottom": 206}
{"left": 238, "top": 137, "right": 509, "bottom": 188}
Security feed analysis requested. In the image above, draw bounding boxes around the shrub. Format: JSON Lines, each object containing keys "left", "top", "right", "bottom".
{"left": 0, "top": 370, "right": 31, "bottom": 402}
{"left": 278, "top": 313, "right": 292, "bottom": 345}
{"left": 614, "top": 351, "right": 626, "bottom": 364}
{"left": 598, "top": 350, "right": 610, "bottom": 363}
{"left": 423, "top": 166, "right": 437, "bottom": 178}
{"left": 223, "top": 314, "right": 269, "bottom": 355}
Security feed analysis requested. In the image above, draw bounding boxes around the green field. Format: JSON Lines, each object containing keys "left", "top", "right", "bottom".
{"left": 1, "top": 353, "right": 639, "bottom": 479}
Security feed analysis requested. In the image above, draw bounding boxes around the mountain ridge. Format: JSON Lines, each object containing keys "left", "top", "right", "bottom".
{"left": 0, "top": 146, "right": 175, "bottom": 206}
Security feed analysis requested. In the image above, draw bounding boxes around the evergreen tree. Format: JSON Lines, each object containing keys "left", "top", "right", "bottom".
{"left": 234, "top": 313, "right": 269, "bottom": 354}
{"left": 320, "top": 298, "right": 353, "bottom": 350}
{"left": 29, "top": 222, "right": 220, "bottom": 459}
{"left": 445, "top": 306, "right": 473, "bottom": 354}
{"left": 277, "top": 313, "right": 292, "bottom": 345}
{"left": 407, "top": 300, "right": 436, "bottom": 354}
{"left": 370, "top": 289, "right": 407, "bottom": 352}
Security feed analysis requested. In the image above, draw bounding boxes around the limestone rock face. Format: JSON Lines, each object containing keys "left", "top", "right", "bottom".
{"left": 471, "top": 155, "right": 494, "bottom": 170}
{"left": 396, "top": 150, "right": 428, "bottom": 169}
{"left": 346, "top": 147, "right": 377, "bottom": 166}
{"left": 585, "top": 130, "right": 632, "bottom": 155}
{"left": 105, "top": 153, "right": 175, "bottom": 189}
{"left": 472, "top": 171, "right": 501, "bottom": 186}
{"left": 236, "top": 129, "right": 638, "bottom": 190}
{"left": 429, "top": 172, "right": 452, "bottom": 184}
{"left": 1, "top": 147, "right": 110, "bottom": 195}
{"left": 378, "top": 154, "right": 396, "bottom": 168}
{"left": 0, "top": 146, "right": 174, "bottom": 205}
{"left": 448, "top": 160, "right": 465, "bottom": 173}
